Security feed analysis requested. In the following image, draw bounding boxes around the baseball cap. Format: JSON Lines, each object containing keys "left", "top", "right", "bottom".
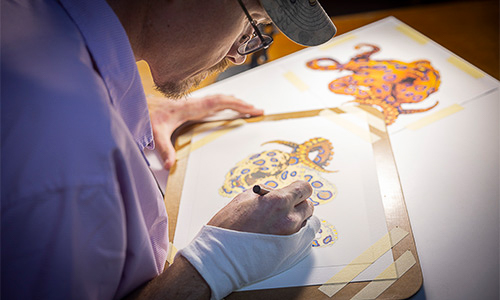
{"left": 260, "top": 0, "right": 336, "bottom": 46}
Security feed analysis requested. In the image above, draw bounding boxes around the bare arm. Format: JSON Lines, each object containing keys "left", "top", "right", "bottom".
{"left": 124, "top": 181, "right": 315, "bottom": 299}
{"left": 124, "top": 255, "right": 210, "bottom": 300}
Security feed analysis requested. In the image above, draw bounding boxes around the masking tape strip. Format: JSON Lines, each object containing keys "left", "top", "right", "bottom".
{"left": 192, "top": 120, "right": 231, "bottom": 137}
{"left": 405, "top": 103, "right": 464, "bottom": 130}
{"left": 319, "top": 34, "right": 357, "bottom": 50}
{"left": 176, "top": 119, "right": 245, "bottom": 160}
{"left": 447, "top": 56, "right": 485, "bottom": 79}
{"left": 175, "top": 146, "right": 191, "bottom": 162}
{"left": 318, "top": 227, "right": 408, "bottom": 297}
{"left": 395, "top": 24, "right": 429, "bottom": 45}
{"left": 166, "top": 243, "right": 178, "bottom": 265}
{"left": 175, "top": 131, "right": 193, "bottom": 150}
{"left": 320, "top": 109, "right": 381, "bottom": 143}
{"left": 340, "top": 105, "right": 387, "bottom": 132}
{"left": 351, "top": 251, "right": 417, "bottom": 300}
{"left": 284, "top": 71, "right": 309, "bottom": 92}
{"left": 189, "top": 119, "right": 245, "bottom": 152}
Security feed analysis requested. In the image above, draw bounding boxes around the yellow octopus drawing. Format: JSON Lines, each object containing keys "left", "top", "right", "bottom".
{"left": 220, "top": 137, "right": 339, "bottom": 248}
{"left": 306, "top": 43, "right": 441, "bottom": 125}
{"left": 313, "top": 219, "right": 338, "bottom": 248}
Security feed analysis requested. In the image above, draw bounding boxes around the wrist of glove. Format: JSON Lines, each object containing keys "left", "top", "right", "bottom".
{"left": 178, "top": 216, "right": 320, "bottom": 300}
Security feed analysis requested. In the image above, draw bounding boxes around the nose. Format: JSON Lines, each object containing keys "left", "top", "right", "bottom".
{"left": 226, "top": 44, "right": 247, "bottom": 65}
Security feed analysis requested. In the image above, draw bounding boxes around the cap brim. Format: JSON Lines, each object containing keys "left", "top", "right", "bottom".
{"left": 261, "top": 0, "right": 336, "bottom": 46}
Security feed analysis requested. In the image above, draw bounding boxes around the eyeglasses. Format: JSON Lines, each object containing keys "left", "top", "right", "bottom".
{"left": 236, "top": 0, "right": 273, "bottom": 56}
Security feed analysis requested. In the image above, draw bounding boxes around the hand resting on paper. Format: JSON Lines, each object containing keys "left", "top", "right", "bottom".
{"left": 147, "top": 94, "right": 264, "bottom": 170}
{"left": 179, "top": 181, "right": 321, "bottom": 299}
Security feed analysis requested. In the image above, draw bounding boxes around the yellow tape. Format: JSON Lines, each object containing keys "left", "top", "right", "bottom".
{"left": 283, "top": 71, "right": 309, "bottom": 92}
{"left": 340, "top": 105, "right": 386, "bottom": 132}
{"left": 405, "top": 103, "right": 464, "bottom": 130}
{"left": 447, "top": 56, "right": 485, "bottom": 79}
{"left": 175, "top": 133, "right": 192, "bottom": 149}
{"left": 318, "top": 227, "right": 408, "bottom": 297}
{"left": 176, "top": 119, "right": 246, "bottom": 160}
{"left": 190, "top": 119, "right": 245, "bottom": 151}
{"left": 175, "top": 146, "right": 191, "bottom": 162}
{"left": 351, "top": 251, "right": 417, "bottom": 300}
{"left": 395, "top": 24, "right": 429, "bottom": 45}
{"left": 192, "top": 120, "right": 230, "bottom": 137}
{"left": 319, "top": 34, "right": 357, "bottom": 51}
{"left": 320, "top": 109, "right": 381, "bottom": 143}
{"left": 166, "top": 243, "right": 178, "bottom": 265}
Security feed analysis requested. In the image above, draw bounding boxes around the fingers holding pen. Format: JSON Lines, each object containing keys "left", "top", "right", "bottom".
{"left": 294, "top": 197, "right": 314, "bottom": 222}
{"left": 254, "top": 179, "right": 312, "bottom": 196}
{"left": 208, "top": 181, "right": 315, "bottom": 236}
{"left": 279, "top": 181, "right": 313, "bottom": 206}
{"left": 253, "top": 181, "right": 315, "bottom": 234}
{"left": 254, "top": 181, "right": 313, "bottom": 207}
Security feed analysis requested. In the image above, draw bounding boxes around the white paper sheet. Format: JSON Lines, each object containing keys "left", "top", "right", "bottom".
{"left": 191, "top": 17, "right": 499, "bottom": 135}
{"left": 390, "top": 88, "right": 499, "bottom": 299}
{"left": 173, "top": 114, "right": 393, "bottom": 289}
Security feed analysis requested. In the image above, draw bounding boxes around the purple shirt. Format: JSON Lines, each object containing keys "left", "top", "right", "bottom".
{"left": 1, "top": 0, "right": 168, "bottom": 298}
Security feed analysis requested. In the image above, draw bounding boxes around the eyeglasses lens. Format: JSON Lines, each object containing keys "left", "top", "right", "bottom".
{"left": 237, "top": 35, "right": 273, "bottom": 56}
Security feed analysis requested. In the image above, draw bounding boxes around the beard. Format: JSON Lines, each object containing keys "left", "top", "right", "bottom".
{"left": 155, "top": 58, "right": 231, "bottom": 99}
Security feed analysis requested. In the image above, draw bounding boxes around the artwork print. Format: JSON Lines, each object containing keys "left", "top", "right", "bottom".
{"left": 220, "top": 137, "right": 339, "bottom": 248}
{"left": 174, "top": 115, "right": 395, "bottom": 289}
{"left": 306, "top": 44, "right": 442, "bottom": 125}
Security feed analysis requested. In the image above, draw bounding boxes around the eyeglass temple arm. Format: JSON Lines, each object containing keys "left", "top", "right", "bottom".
{"left": 236, "top": 0, "right": 267, "bottom": 42}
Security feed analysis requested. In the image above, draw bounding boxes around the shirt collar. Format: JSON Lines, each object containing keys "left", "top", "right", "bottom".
{"left": 59, "top": 0, "right": 154, "bottom": 149}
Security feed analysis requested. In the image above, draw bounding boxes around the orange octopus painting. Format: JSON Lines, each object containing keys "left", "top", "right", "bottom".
{"left": 307, "top": 44, "right": 441, "bottom": 125}
{"left": 219, "top": 137, "right": 339, "bottom": 248}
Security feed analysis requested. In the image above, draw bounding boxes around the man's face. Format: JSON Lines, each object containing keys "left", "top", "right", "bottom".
{"left": 138, "top": 0, "right": 270, "bottom": 99}
{"left": 154, "top": 56, "right": 231, "bottom": 99}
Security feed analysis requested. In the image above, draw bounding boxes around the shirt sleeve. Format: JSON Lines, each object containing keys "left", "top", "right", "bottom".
{"left": 1, "top": 184, "right": 128, "bottom": 300}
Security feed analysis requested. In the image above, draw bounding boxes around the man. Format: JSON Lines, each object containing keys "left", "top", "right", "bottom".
{"left": 1, "top": 0, "right": 335, "bottom": 299}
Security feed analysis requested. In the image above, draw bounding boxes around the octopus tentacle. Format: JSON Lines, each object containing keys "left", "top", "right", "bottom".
{"left": 349, "top": 98, "right": 400, "bottom": 125}
{"left": 306, "top": 57, "right": 343, "bottom": 71}
{"left": 296, "top": 138, "right": 336, "bottom": 173}
{"left": 353, "top": 44, "right": 380, "bottom": 61}
{"left": 399, "top": 101, "right": 439, "bottom": 114}
{"left": 262, "top": 140, "right": 299, "bottom": 151}
{"left": 265, "top": 138, "right": 335, "bottom": 172}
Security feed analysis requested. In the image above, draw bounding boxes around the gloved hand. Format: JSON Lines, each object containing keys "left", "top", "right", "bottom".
{"left": 178, "top": 216, "right": 320, "bottom": 300}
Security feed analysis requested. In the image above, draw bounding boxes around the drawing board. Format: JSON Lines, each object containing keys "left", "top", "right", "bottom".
{"left": 166, "top": 108, "right": 422, "bottom": 298}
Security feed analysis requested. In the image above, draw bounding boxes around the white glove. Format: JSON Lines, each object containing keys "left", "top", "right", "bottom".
{"left": 178, "top": 215, "right": 320, "bottom": 300}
